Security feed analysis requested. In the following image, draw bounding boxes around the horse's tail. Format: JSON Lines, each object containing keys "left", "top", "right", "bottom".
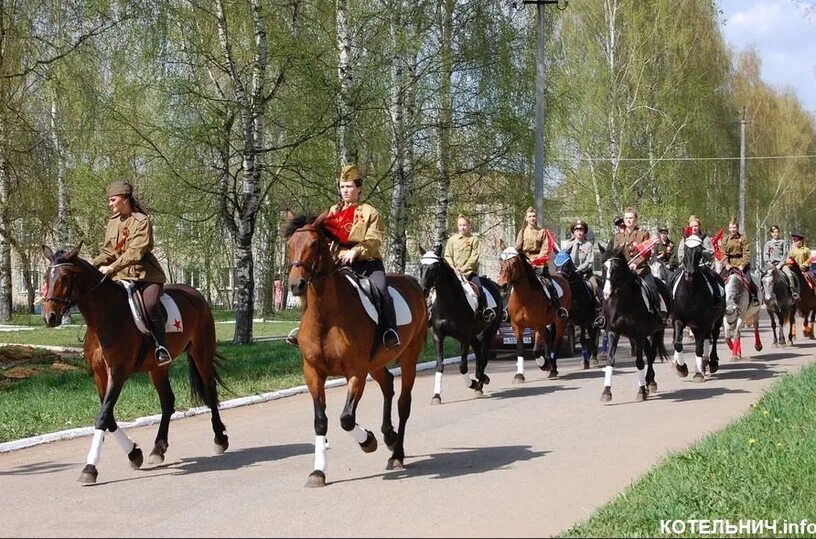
{"left": 188, "top": 350, "right": 232, "bottom": 407}
{"left": 655, "top": 329, "right": 669, "bottom": 362}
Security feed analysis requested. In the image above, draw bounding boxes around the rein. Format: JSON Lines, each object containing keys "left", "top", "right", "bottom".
{"left": 44, "top": 262, "right": 109, "bottom": 308}
{"left": 288, "top": 227, "right": 336, "bottom": 284}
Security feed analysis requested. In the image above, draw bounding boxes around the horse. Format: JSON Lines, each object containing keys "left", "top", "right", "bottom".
{"left": 285, "top": 214, "right": 428, "bottom": 487}
{"left": 668, "top": 236, "right": 725, "bottom": 382}
{"left": 40, "top": 244, "right": 228, "bottom": 484}
{"left": 789, "top": 263, "right": 816, "bottom": 339}
{"left": 496, "top": 246, "right": 572, "bottom": 381}
{"left": 554, "top": 249, "right": 600, "bottom": 370}
{"left": 760, "top": 265, "right": 797, "bottom": 346}
{"left": 599, "top": 247, "right": 670, "bottom": 402}
{"left": 649, "top": 258, "right": 672, "bottom": 283}
{"left": 722, "top": 270, "right": 762, "bottom": 359}
{"left": 418, "top": 248, "right": 502, "bottom": 404}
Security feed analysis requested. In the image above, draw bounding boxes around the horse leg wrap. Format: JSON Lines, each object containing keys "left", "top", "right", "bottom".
{"left": 637, "top": 366, "right": 647, "bottom": 387}
{"left": 695, "top": 356, "right": 705, "bottom": 374}
{"left": 350, "top": 425, "right": 369, "bottom": 444}
{"left": 673, "top": 350, "right": 685, "bottom": 366}
{"left": 86, "top": 429, "right": 105, "bottom": 466}
{"left": 604, "top": 366, "right": 613, "bottom": 387}
{"left": 111, "top": 427, "right": 135, "bottom": 453}
{"left": 516, "top": 356, "right": 524, "bottom": 375}
{"left": 313, "top": 435, "right": 327, "bottom": 472}
{"left": 433, "top": 372, "right": 443, "bottom": 395}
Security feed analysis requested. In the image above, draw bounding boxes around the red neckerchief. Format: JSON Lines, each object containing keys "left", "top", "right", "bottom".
{"left": 323, "top": 204, "right": 357, "bottom": 244}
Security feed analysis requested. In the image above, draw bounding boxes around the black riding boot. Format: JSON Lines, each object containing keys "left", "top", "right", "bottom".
{"left": 151, "top": 316, "right": 172, "bottom": 366}
{"left": 547, "top": 281, "right": 569, "bottom": 319}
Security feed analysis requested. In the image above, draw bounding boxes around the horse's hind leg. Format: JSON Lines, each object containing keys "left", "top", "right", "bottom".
{"left": 692, "top": 332, "right": 706, "bottom": 383}
{"left": 709, "top": 320, "right": 722, "bottom": 374}
{"left": 370, "top": 367, "right": 397, "bottom": 450}
{"left": 458, "top": 340, "right": 480, "bottom": 392}
{"left": 634, "top": 341, "right": 648, "bottom": 401}
{"left": 601, "top": 332, "right": 619, "bottom": 402}
{"left": 187, "top": 344, "right": 228, "bottom": 453}
{"left": 672, "top": 320, "right": 689, "bottom": 378}
{"left": 431, "top": 333, "right": 445, "bottom": 405}
{"left": 147, "top": 368, "right": 176, "bottom": 464}
{"left": 386, "top": 336, "right": 422, "bottom": 471}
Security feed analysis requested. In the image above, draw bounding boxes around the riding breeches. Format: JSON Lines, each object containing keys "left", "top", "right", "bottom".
{"left": 351, "top": 259, "right": 397, "bottom": 331}
{"left": 138, "top": 282, "right": 164, "bottom": 322}
{"left": 643, "top": 273, "right": 668, "bottom": 314}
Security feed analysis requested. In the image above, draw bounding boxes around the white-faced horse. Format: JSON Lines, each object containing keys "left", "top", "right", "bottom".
{"left": 723, "top": 271, "right": 762, "bottom": 359}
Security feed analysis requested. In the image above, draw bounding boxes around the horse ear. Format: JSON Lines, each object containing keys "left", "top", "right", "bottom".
{"left": 42, "top": 245, "right": 54, "bottom": 262}
{"left": 313, "top": 211, "right": 328, "bottom": 227}
{"left": 66, "top": 241, "right": 83, "bottom": 260}
{"left": 434, "top": 244, "right": 443, "bottom": 258}
{"left": 499, "top": 239, "right": 507, "bottom": 251}
{"left": 418, "top": 244, "right": 426, "bottom": 257}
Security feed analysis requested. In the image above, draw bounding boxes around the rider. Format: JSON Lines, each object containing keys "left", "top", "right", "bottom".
{"left": 789, "top": 233, "right": 812, "bottom": 272}
{"left": 612, "top": 207, "right": 670, "bottom": 327}
{"left": 604, "top": 216, "right": 626, "bottom": 254}
{"left": 445, "top": 214, "right": 496, "bottom": 322}
{"left": 721, "top": 218, "right": 759, "bottom": 307}
{"left": 676, "top": 215, "right": 723, "bottom": 302}
{"left": 654, "top": 226, "right": 678, "bottom": 270}
{"left": 763, "top": 225, "right": 799, "bottom": 301}
{"left": 563, "top": 219, "right": 602, "bottom": 319}
{"left": 286, "top": 164, "right": 400, "bottom": 349}
{"left": 91, "top": 180, "right": 171, "bottom": 366}
{"left": 515, "top": 207, "right": 568, "bottom": 319}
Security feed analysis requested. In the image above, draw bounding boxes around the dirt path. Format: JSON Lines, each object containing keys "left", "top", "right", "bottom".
{"left": 1, "top": 314, "right": 813, "bottom": 538}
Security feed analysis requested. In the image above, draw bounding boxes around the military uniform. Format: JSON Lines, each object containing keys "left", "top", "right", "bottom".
{"left": 763, "top": 238, "right": 789, "bottom": 266}
{"left": 722, "top": 233, "right": 751, "bottom": 270}
{"left": 565, "top": 237, "right": 594, "bottom": 276}
{"left": 444, "top": 233, "right": 482, "bottom": 276}
{"left": 326, "top": 202, "right": 384, "bottom": 261}
{"left": 515, "top": 224, "right": 544, "bottom": 258}
{"left": 790, "top": 244, "right": 812, "bottom": 270}
{"left": 654, "top": 237, "right": 677, "bottom": 269}
{"left": 612, "top": 227, "right": 651, "bottom": 277}
{"left": 92, "top": 213, "right": 166, "bottom": 283}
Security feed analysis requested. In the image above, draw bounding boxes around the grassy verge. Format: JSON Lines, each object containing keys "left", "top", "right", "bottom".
{"left": 562, "top": 363, "right": 816, "bottom": 538}
{"left": 0, "top": 336, "right": 463, "bottom": 443}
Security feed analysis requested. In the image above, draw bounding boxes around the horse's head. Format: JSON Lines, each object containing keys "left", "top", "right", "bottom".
{"left": 40, "top": 242, "right": 92, "bottom": 327}
{"left": 418, "top": 249, "right": 445, "bottom": 296}
{"left": 601, "top": 247, "right": 632, "bottom": 300}
{"left": 284, "top": 213, "right": 336, "bottom": 296}
{"left": 496, "top": 247, "right": 523, "bottom": 293}
{"left": 554, "top": 248, "right": 576, "bottom": 278}
{"left": 681, "top": 235, "right": 704, "bottom": 281}
{"left": 760, "top": 267, "right": 777, "bottom": 305}
{"left": 724, "top": 273, "right": 744, "bottom": 321}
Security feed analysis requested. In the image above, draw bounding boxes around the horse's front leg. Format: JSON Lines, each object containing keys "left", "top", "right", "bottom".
{"left": 470, "top": 335, "right": 490, "bottom": 395}
{"left": 579, "top": 326, "right": 590, "bottom": 370}
{"left": 431, "top": 332, "right": 445, "bottom": 405}
{"left": 304, "top": 362, "right": 330, "bottom": 488}
{"left": 533, "top": 327, "right": 551, "bottom": 372}
{"left": 339, "top": 374, "right": 377, "bottom": 454}
{"left": 692, "top": 331, "right": 706, "bottom": 382}
{"left": 645, "top": 335, "right": 658, "bottom": 394}
{"left": 369, "top": 367, "right": 397, "bottom": 451}
{"left": 80, "top": 370, "right": 140, "bottom": 484}
{"left": 601, "top": 331, "right": 620, "bottom": 402}
{"left": 635, "top": 339, "right": 648, "bottom": 401}
{"left": 546, "top": 321, "right": 563, "bottom": 378}
{"left": 770, "top": 311, "right": 780, "bottom": 346}
{"left": 458, "top": 339, "right": 479, "bottom": 392}
{"left": 672, "top": 319, "right": 689, "bottom": 378}
{"left": 708, "top": 320, "right": 722, "bottom": 374}
{"left": 513, "top": 324, "right": 526, "bottom": 383}
{"left": 753, "top": 319, "right": 763, "bottom": 351}
{"left": 147, "top": 368, "right": 175, "bottom": 464}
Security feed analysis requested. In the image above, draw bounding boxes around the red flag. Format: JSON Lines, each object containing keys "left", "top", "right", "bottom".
{"left": 531, "top": 255, "right": 549, "bottom": 267}
{"left": 543, "top": 228, "right": 559, "bottom": 255}
{"left": 633, "top": 237, "right": 659, "bottom": 261}
{"left": 711, "top": 228, "right": 725, "bottom": 261}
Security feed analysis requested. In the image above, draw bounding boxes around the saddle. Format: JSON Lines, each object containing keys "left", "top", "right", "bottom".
{"left": 338, "top": 267, "right": 411, "bottom": 326}
{"left": 122, "top": 282, "right": 183, "bottom": 335}
{"left": 459, "top": 276, "right": 498, "bottom": 317}
{"left": 805, "top": 272, "right": 816, "bottom": 290}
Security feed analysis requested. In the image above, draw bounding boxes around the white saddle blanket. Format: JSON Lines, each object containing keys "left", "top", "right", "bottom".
{"left": 460, "top": 279, "right": 498, "bottom": 313}
{"left": 122, "top": 282, "right": 184, "bottom": 335}
{"left": 541, "top": 279, "right": 564, "bottom": 300}
{"left": 344, "top": 274, "right": 412, "bottom": 326}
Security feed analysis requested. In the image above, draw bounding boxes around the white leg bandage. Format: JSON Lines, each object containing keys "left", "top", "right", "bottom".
{"left": 695, "top": 356, "right": 705, "bottom": 374}
{"left": 86, "top": 429, "right": 105, "bottom": 466}
{"left": 350, "top": 424, "right": 369, "bottom": 444}
{"left": 604, "top": 366, "right": 613, "bottom": 387}
{"left": 535, "top": 353, "right": 546, "bottom": 368}
{"left": 462, "top": 373, "right": 472, "bottom": 387}
{"left": 111, "top": 427, "right": 135, "bottom": 453}
{"left": 516, "top": 356, "right": 524, "bottom": 374}
{"left": 637, "top": 366, "right": 647, "bottom": 387}
{"left": 313, "top": 435, "right": 327, "bottom": 472}
{"left": 674, "top": 350, "right": 685, "bottom": 366}
{"left": 433, "top": 372, "right": 442, "bottom": 395}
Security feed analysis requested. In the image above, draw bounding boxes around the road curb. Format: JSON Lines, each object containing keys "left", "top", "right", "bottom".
{"left": 0, "top": 354, "right": 473, "bottom": 454}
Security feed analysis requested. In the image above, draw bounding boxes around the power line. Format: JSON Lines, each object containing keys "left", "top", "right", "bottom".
{"left": 550, "top": 155, "right": 816, "bottom": 162}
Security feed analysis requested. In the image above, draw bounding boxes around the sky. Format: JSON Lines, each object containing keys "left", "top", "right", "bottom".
{"left": 717, "top": 0, "right": 816, "bottom": 114}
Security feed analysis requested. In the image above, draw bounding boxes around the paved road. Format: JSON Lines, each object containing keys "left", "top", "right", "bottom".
{"left": 1, "top": 314, "right": 814, "bottom": 538}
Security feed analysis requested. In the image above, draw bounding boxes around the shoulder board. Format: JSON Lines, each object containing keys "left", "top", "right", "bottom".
{"left": 131, "top": 213, "right": 148, "bottom": 222}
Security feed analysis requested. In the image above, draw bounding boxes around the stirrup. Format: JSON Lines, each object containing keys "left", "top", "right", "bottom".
{"left": 593, "top": 315, "right": 606, "bottom": 328}
{"left": 556, "top": 307, "right": 569, "bottom": 319}
{"left": 383, "top": 328, "right": 401, "bottom": 349}
{"left": 793, "top": 292, "right": 800, "bottom": 302}
{"left": 482, "top": 308, "right": 497, "bottom": 323}
{"left": 155, "top": 346, "right": 172, "bottom": 366}
{"left": 285, "top": 327, "right": 300, "bottom": 348}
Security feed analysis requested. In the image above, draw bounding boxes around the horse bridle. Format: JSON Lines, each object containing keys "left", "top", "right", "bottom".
{"left": 44, "top": 262, "right": 108, "bottom": 311}
{"left": 288, "top": 228, "right": 335, "bottom": 283}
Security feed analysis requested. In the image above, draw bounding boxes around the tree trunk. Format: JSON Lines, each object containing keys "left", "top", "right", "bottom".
{"left": 50, "top": 88, "right": 69, "bottom": 248}
{"left": 433, "top": 0, "right": 453, "bottom": 254}
{"left": 0, "top": 122, "right": 12, "bottom": 322}
{"left": 336, "top": 0, "right": 356, "bottom": 165}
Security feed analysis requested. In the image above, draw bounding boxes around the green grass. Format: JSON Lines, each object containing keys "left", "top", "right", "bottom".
{"left": 562, "top": 363, "right": 816, "bottom": 538}
{"left": 0, "top": 336, "right": 461, "bottom": 443}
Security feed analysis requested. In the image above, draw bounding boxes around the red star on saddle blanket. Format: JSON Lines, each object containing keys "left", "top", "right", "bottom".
{"left": 173, "top": 319, "right": 182, "bottom": 330}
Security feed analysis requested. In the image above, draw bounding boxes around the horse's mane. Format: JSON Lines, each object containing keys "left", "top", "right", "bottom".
{"left": 284, "top": 214, "right": 317, "bottom": 239}
{"left": 52, "top": 249, "right": 96, "bottom": 272}
{"left": 517, "top": 253, "right": 546, "bottom": 293}
{"left": 604, "top": 245, "right": 627, "bottom": 262}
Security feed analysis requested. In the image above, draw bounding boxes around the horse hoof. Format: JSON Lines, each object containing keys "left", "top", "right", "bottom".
{"left": 709, "top": 360, "right": 719, "bottom": 374}
{"left": 636, "top": 388, "right": 648, "bottom": 401}
{"left": 755, "top": 344, "right": 763, "bottom": 352}
{"left": 128, "top": 446, "right": 144, "bottom": 469}
{"left": 78, "top": 464, "right": 98, "bottom": 484}
{"left": 513, "top": 373, "right": 525, "bottom": 384}
{"left": 474, "top": 389, "right": 484, "bottom": 396}
{"left": 730, "top": 354, "right": 740, "bottom": 361}
{"left": 592, "top": 358, "right": 600, "bottom": 368}
{"left": 674, "top": 362, "right": 688, "bottom": 378}
{"left": 148, "top": 451, "right": 165, "bottom": 465}
{"left": 360, "top": 431, "right": 378, "bottom": 453}
{"left": 600, "top": 387, "right": 612, "bottom": 402}
{"left": 537, "top": 359, "right": 551, "bottom": 371}
{"left": 431, "top": 394, "right": 442, "bottom": 405}
{"left": 482, "top": 374, "right": 491, "bottom": 385}
{"left": 386, "top": 458, "right": 405, "bottom": 471}
{"left": 582, "top": 361, "right": 590, "bottom": 370}
{"left": 693, "top": 373, "right": 705, "bottom": 383}
{"left": 547, "top": 369, "right": 558, "bottom": 379}
{"left": 305, "top": 470, "right": 326, "bottom": 488}
{"left": 648, "top": 382, "right": 658, "bottom": 393}
{"left": 214, "top": 435, "right": 229, "bottom": 454}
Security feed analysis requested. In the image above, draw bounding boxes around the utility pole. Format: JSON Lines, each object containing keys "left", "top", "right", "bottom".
{"left": 523, "top": 0, "right": 562, "bottom": 226}
{"left": 739, "top": 106, "right": 747, "bottom": 232}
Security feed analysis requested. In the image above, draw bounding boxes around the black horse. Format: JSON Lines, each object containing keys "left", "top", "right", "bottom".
{"left": 555, "top": 249, "right": 600, "bottom": 369}
{"left": 419, "top": 248, "right": 502, "bottom": 404}
{"left": 669, "top": 235, "right": 725, "bottom": 382}
{"left": 599, "top": 247, "right": 670, "bottom": 402}
{"left": 761, "top": 265, "right": 797, "bottom": 346}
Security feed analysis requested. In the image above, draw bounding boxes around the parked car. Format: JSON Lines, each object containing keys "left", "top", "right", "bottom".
{"left": 490, "top": 317, "right": 576, "bottom": 358}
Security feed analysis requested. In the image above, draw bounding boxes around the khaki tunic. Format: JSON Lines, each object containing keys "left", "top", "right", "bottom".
{"left": 515, "top": 225, "right": 544, "bottom": 257}
{"left": 92, "top": 213, "right": 166, "bottom": 283}
{"left": 612, "top": 227, "right": 651, "bottom": 276}
{"left": 327, "top": 202, "right": 384, "bottom": 261}
{"left": 790, "top": 245, "right": 812, "bottom": 269}
{"left": 444, "top": 233, "right": 482, "bottom": 275}
{"left": 722, "top": 234, "right": 750, "bottom": 269}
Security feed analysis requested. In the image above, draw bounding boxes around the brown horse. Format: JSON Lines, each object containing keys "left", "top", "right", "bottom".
{"left": 41, "top": 244, "right": 228, "bottom": 484}
{"left": 496, "top": 246, "right": 572, "bottom": 381}
{"left": 285, "top": 214, "right": 428, "bottom": 488}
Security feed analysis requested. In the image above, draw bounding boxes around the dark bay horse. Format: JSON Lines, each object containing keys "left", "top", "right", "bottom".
{"left": 600, "top": 247, "right": 669, "bottom": 402}
{"left": 285, "top": 214, "right": 428, "bottom": 487}
{"left": 419, "top": 249, "right": 501, "bottom": 404}
{"left": 554, "top": 249, "right": 599, "bottom": 370}
{"left": 496, "top": 247, "right": 572, "bottom": 381}
{"left": 761, "top": 265, "right": 797, "bottom": 346}
{"left": 790, "top": 263, "right": 816, "bottom": 339}
{"left": 669, "top": 236, "right": 725, "bottom": 382}
{"left": 41, "top": 244, "right": 228, "bottom": 484}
